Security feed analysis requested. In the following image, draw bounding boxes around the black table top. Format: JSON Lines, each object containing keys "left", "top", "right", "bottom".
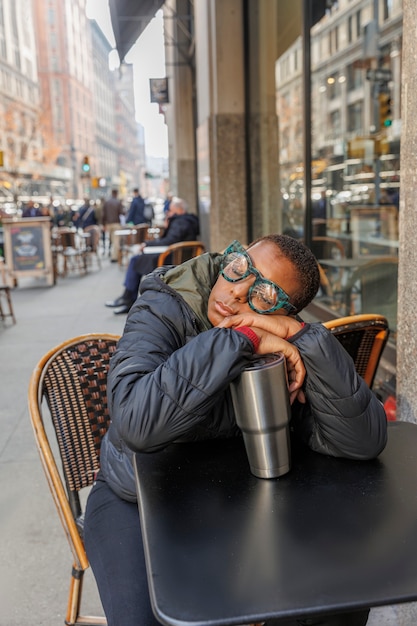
{"left": 134, "top": 422, "right": 417, "bottom": 626}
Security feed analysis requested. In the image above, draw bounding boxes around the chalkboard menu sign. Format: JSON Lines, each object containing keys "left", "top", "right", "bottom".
{"left": 2, "top": 217, "right": 54, "bottom": 286}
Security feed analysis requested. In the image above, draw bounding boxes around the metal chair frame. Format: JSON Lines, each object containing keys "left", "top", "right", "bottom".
{"left": 28, "top": 333, "right": 121, "bottom": 625}
{"left": 157, "top": 240, "right": 206, "bottom": 267}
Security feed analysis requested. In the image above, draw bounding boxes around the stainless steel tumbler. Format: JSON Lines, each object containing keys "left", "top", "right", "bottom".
{"left": 230, "top": 353, "right": 291, "bottom": 478}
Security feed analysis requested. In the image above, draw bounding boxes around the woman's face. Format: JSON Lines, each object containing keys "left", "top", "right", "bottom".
{"left": 207, "top": 241, "right": 300, "bottom": 326}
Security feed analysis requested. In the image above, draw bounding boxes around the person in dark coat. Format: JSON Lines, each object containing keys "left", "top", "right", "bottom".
{"left": 102, "top": 189, "right": 124, "bottom": 262}
{"left": 72, "top": 198, "right": 97, "bottom": 229}
{"left": 85, "top": 233, "right": 387, "bottom": 626}
{"left": 126, "top": 188, "right": 146, "bottom": 225}
{"left": 105, "top": 196, "right": 200, "bottom": 314}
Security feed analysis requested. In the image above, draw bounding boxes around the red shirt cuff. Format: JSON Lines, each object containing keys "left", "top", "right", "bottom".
{"left": 235, "top": 326, "right": 260, "bottom": 352}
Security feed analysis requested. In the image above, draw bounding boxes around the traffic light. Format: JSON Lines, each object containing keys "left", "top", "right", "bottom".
{"left": 82, "top": 155, "right": 90, "bottom": 173}
{"left": 379, "top": 92, "right": 392, "bottom": 128}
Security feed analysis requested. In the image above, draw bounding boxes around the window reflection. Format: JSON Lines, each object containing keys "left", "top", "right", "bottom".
{"left": 276, "top": 0, "right": 401, "bottom": 345}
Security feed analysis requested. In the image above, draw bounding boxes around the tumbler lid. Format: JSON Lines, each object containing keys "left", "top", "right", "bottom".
{"left": 244, "top": 352, "right": 285, "bottom": 371}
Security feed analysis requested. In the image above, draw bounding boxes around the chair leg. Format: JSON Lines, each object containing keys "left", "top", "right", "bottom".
{"left": 66, "top": 565, "right": 84, "bottom": 626}
{"left": 0, "top": 286, "right": 16, "bottom": 324}
{"left": 5, "top": 288, "right": 16, "bottom": 324}
{"left": 66, "top": 564, "right": 106, "bottom": 626}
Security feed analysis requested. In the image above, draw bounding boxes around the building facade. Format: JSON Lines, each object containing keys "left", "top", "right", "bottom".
{"left": 33, "top": 0, "right": 96, "bottom": 201}
{"left": 0, "top": 0, "right": 60, "bottom": 204}
{"left": 0, "top": 0, "right": 145, "bottom": 208}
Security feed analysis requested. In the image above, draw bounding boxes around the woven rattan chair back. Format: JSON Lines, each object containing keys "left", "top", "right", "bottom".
{"left": 28, "top": 333, "right": 120, "bottom": 625}
{"left": 323, "top": 314, "right": 389, "bottom": 389}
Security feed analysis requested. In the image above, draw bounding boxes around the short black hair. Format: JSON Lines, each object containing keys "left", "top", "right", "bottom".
{"left": 248, "top": 234, "right": 320, "bottom": 313}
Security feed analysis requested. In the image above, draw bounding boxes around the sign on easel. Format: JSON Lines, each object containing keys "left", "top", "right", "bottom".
{"left": 2, "top": 217, "right": 54, "bottom": 286}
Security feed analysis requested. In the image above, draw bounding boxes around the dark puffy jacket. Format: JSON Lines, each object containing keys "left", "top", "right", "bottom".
{"left": 144, "top": 212, "right": 200, "bottom": 248}
{"left": 100, "top": 252, "right": 387, "bottom": 501}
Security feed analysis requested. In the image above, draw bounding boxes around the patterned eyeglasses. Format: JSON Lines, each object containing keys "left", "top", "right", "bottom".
{"left": 220, "top": 240, "right": 296, "bottom": 314}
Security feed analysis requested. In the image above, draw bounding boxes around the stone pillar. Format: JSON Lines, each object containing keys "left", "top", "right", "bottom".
{"left": 396, "top": 0, "right": 417, "bottom": 423}
{"left": 164, "top": 0, "right": 198, "bottom": 213}
{"left": 194, "top": 0, "right": 289, "bottom": 252}
{"left": 194, "top": 0, "right": 247, "bottom": 252}
{"left": 245, "top": 0, "right": 281, "bottom": 240}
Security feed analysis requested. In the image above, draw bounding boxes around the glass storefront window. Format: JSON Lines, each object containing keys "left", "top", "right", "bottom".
{"left": 276, "top": 0, "right": 401, "bottom": 350}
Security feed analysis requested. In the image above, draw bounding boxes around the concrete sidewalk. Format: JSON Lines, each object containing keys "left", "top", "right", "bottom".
{"left": 0, "top": 255, "right": 416, "bottom": 625}
{"left": 0, "top": 257, "right": 125, "bottom": 625}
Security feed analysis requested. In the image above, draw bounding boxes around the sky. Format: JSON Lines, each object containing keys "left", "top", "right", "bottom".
{"left": 86, "top": 0, "right": 169, "bottom": 158}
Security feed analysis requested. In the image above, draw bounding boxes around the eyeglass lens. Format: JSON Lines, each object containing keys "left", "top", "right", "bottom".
{"left": 222, "top": 250, "right": 281, "bottom": 312}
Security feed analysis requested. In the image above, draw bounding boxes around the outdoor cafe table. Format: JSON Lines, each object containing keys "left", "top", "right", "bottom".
{"left": 134, "top": 421, "right": 417, "bottom": 626}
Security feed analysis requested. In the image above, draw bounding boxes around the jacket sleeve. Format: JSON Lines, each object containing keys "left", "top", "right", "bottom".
{"left": 126, "top": 202, "right": 135, "bottom": 223}
{"left": 290, "top": 322, "right": 387, "bottom": 460}
{"left": 106, "top": 296, "right": 254, "bottom": 453}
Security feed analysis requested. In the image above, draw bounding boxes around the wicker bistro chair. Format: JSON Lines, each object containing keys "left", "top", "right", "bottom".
{"left": 28, "top": 333, "right": 120, "bottom": 626}
{"left": 323, "top": 314, "right": 390, "bottom": 389}
{"left": 83, "top": 225, "right": 102, "bottom": 271}
{"left": 157, "top": 240, "right": 206, "bottom": 267}
{"left": 55, "top": 228, "right": 89, "bottom": 277}
{"left": 117, "top": 224, "right": 152, "bottom": 267}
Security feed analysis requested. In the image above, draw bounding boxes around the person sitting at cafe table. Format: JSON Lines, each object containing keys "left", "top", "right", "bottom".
{"left": 104, "top": 196, "right": 200, "bottom": 314}
{"left": 85, "top": 233, "right": 387, "bottom": 626}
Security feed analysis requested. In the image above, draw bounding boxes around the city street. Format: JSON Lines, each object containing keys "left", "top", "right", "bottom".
{"left": 0, "top": 254, "right": 416, "bottom": 625}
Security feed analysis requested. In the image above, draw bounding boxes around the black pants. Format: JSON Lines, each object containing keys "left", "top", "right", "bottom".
{"left": 84, "top": 476, "right": 369, "bottom": 626}
{"left": 84, "top": 475, "right": 160, "bottom": 626}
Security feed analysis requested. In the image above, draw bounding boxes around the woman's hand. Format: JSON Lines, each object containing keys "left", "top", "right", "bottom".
{"left": 255, "top": 331, "right": 306, "bottom": 404}
{"left": 217, "top": 312, "right": 303, "bottom": 340}
{"left": 217, "top": 314, "right": 306, "bottom": 404}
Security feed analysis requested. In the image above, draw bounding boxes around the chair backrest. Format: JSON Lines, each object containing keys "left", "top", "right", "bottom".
{"left": 28, "top": 334, "right": 120, "bottom": 530}
{"left": 316, "top": 262, "right": 334, "bottom": 303}
{"left": 310, "top": 236, "right": 345, "bottom": 260}
{"left": 345, "top": 256, "right": 398, "bottom": 331}
{"left": 131, "top": 223, "right": 153, "bottom": 244}
{"left": 84, "top": 224, "right": 101, "bottom": 252}
{"left": 323, "top": 314, "right": 389, "bottom": 388}
{"left": 157, "top": 241, "right": 206, "bottom": 267}
{"left": 56, "top": 227, "right": 78, "bottom": 249}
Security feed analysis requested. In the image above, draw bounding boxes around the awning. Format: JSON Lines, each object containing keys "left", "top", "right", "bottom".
{"left": 109, "top": 0, "right": 165, "bottom": 63}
